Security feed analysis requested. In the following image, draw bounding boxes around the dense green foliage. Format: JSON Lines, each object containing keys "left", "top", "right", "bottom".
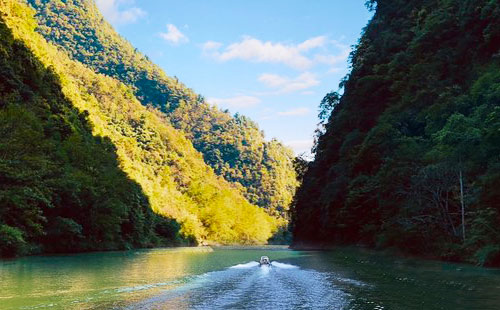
{"left": 0, "top": 12, "right": 181, "bottom": 257}
{"left": 27, "top": 0, "right": 298, "bottom": 218}
{"left": 0, "top": 0, "right": 278, "bottom": 255}
{"left": 293, "top": 0, "right": 500, "bottom": 266}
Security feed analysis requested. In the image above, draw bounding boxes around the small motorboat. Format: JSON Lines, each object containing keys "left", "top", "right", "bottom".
{"left": 259, "top": 256, "right": 271, "bottom": 266}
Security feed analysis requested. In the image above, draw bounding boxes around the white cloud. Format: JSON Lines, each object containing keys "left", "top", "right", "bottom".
{"left": 208, "top": 96, "right": 261, "bottom": 109}
{"left": 202, "top": 41, "right": 223, "bottom": 51}
{"left": 258, "top": 72, "right": 319, "bottom": 93}
{"left": 208, "top": 36, "right": 327, "bottom": 70}
{"left": 202, "top": 41, "right": 222, "bottom": 56}
{"left": 285, "top": 139, "right": 314, "bottom": 155}
{"left": 160, "top": 24, "right": 189, "bottom": 45}
{"left": 314, "top": 52, "right": 349, "bottom": 66}
{"left": 314, "top": 41, "right": 351, "bottom": 70}
{"left": 277, "top": 107, "right": 310, "bottom": 116}
{"left": 298, "top": 36, "right": 327, "bottom": 51}
{"left": 95, "top": 0, "right": 146, "bottom": 25}
{"left": 203, "top": 35, "right": 351, "bottom": 71}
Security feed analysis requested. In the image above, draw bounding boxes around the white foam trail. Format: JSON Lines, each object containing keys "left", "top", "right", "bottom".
{"left": 130, "top": 261, "right": 349, "bottom": 309}
{"left": 259, "top": 264, "right": 271, "bottom": 275}
{"left": 272, "top": 262, "right": 298, "bottom": 269}
{"left": 230, "top": 261, "right": 259, "bottom": 269}
{"left": 334, "top": 277, "right": 366, "bottom": 287}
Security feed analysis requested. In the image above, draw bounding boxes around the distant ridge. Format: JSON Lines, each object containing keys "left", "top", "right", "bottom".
{"left": 27, "top": 0, "right": 298, "bottom": 219}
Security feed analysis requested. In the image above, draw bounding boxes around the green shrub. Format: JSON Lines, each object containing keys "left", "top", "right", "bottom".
{"left": 0, "top": 225, "right": 27, "bottom": 257}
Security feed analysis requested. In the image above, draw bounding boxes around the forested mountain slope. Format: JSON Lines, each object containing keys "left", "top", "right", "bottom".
{"left": 293, "top": 0, "right": 500, "bottom": 266}
{"left": 0, "top": 9, "right": 169, "bottom": 257}
{"left": 27, "top": 0, "right": 298, "bottom": 218}
{"left": 0, "top": 0, "right": 277, "bottom": 256}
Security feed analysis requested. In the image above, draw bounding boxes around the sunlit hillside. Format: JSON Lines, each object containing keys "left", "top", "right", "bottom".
{"left": 27, "top": 0, "right": 298, "bottom": 219}
{"left": 0, "top": 0, "right": 278, "bottom": 256}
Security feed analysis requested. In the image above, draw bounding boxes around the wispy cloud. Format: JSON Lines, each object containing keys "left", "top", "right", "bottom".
{"left": 202, "top": 41, "right": 223, "bottom": 51}
{"left": 95, "top": 0, "right": 146, "bottom": 25}
{"left": 277, "top": 107, "right": 310, "bottom": 116}
{"left": 203, "top": 36, "right": 327, "bottom": 70}
{"left": 202, "top": 36, "right": 351, "bottom": 72}
{"left": 314, "top": 53, "right": 349, "bottom": 66}
{"left": 160, "top": 24, "right": 189, "bottom": 45}
{"left": 314, "top": 41, "right": 351, "bottom": 71}
{"left": 208, "top": 96, "right": 261, "bottom": 109}
{"left": 258, "top": 72, "right": 319, "bottom": 93}
{"left": 298, "top": 36, "right": 327, "bottom": 51}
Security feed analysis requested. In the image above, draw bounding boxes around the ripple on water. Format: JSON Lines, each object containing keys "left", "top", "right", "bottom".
{"left": 129, "top": 261, "right": 355, "bottom": 310}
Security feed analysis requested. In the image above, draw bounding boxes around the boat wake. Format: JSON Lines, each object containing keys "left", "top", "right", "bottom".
{"left": 128, "top": 261, "right": 355, "bottom": 309}
{"left": 271, "top": 262, "right": 298, "bottom": 269}
{"left": 230, "top": 261, "right": 259, "bottom": 269}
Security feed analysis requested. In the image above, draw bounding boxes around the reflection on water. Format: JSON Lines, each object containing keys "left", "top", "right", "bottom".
{"left": 1, "top": 246, "right": 500, "bottom": 310}
{"left": 0, "top": 247, "right": 212, "bottom": 309}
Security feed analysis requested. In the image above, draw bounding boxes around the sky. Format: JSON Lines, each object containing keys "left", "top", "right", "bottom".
{"left": 95, "top": 0, "right": 373, "bottom": 155}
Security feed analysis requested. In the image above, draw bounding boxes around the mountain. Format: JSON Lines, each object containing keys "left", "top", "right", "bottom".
{"left": 0, "top": 0, "right": 277, "bottom": 256}
{"left": 26, "top": 0, "right": 298, "bottom": 218}
{"left": 292, "top": 0, "right": 500, "bottom": 266}
{"left": 0, "top": 5, "right": 165, "bottom": 256}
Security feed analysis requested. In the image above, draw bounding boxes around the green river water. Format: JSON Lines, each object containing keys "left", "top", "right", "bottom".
{"left": 1, "top": 246, "right": 499, "bottom": 309}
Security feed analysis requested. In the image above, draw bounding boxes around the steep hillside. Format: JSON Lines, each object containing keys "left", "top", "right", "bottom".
{"left": 293, "top": 0, "right": 500, "bottom": 266}
{"left": 27, "top": 0, "right": 298, "bottom": 218}
{"left": 0, "top": 10, "right": 177, "bottom": 257}
{"left": 0, "top": 0, "right": 277, "bottom": 250}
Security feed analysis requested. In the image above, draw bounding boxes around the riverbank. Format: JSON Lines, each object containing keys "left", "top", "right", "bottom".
{"left": 291, "top": 242, "right": 500, "bottom": 268}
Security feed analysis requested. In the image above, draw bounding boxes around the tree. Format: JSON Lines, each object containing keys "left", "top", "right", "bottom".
{"left": 432, "top": 113, "right": 482, "bottom": 242}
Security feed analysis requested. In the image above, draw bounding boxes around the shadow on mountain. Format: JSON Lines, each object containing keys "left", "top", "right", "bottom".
{"left": 0, "top": 18, "right": 185, "bottom": 258}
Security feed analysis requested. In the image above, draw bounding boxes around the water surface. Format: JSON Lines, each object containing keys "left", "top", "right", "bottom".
{"left": 1, "top": 246, "right": 499, "bottom": 309}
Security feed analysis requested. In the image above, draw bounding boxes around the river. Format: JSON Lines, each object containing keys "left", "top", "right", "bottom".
{"left": 1, "top": 246, "right": 499, "bottom": 309}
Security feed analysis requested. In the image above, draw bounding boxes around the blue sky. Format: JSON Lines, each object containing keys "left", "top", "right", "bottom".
{"left": 95, "top": 0, "right": 373, "bottom": 155}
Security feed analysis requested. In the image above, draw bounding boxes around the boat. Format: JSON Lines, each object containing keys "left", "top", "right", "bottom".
{"left": 259, "top": 256, "right": 271, "bottom": 266}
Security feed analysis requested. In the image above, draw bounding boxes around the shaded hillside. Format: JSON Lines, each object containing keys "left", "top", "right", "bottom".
{"left": 0, "top": 13, "right": 181, "bottom": 257}
{"left": 27, "top": 0, "right": 298, "bottom": 218}
{"left": 0, "top": 0, "right": 277, "bottom": 248}
{"left": 293, "top": 0, "right": 500, "bottom": 266}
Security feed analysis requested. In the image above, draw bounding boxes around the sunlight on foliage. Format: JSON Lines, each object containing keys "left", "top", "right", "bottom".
{"left": 0, "top": 0, "right": 278, "bottom": 250}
